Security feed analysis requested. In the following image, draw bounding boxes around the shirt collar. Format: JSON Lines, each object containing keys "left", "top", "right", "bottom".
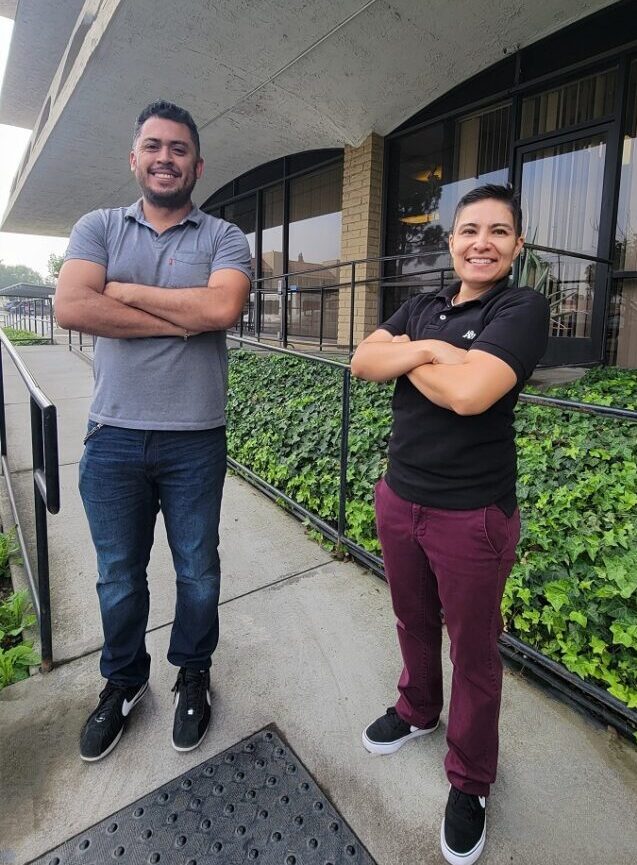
{"left": 435, "top": 274, "right": 512, "bottom": 306}
{"left": 124, "top": 199, "right": 203, "bottom": 227}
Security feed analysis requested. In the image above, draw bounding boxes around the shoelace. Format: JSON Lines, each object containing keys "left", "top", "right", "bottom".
{"left": 173, "top": 669, "right": 206, "bottom": 718}
{"left": 95, "top": 682, "right": 127, "bottom": 720}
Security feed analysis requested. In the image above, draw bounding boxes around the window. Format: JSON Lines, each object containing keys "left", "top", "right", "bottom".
{"left": 607, "top": 278, "right": 637, "bottom": 368}
{"left": 615, "top": 59, "right": 637, "bottom": 272}
{"left": 384, "top": 103, "right": 510, "bottom": 314}
{"left": 287, "top": 163, "right": 343, "bottom": 339}
{"left": 224, "top": 195, "right": 256, "bottom": 266}
{"left": 260, "top": 184, "right": 284, "bottom": 335}
{"left": 202, "top": 151, "right": 343, "bottom": 341}
{"left": 520, "top": 69, "right": 616, "bottom": 139}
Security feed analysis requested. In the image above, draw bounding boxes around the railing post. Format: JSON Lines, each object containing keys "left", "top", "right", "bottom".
{"left": 282, "top": 276, "right": 289, "bottom": 348}
{"left": 48, "top": 298, "right": 54, "bottom": 343}
{"left": 0, "top": 344, "right": 6, "bottom": 458}
{"left": 30, "top": 397, "right": 54, "bottom": 671}
{"left": 337, "top": 367, "right": 351, "bottom": 545}
{"left": 319, "top": 287, "right": 325, "bottom": 351}
{"left": 348, "top": 263, "right": 356, "bottom": 356}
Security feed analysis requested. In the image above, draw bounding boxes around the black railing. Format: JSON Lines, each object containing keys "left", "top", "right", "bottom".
{"left": 229, "top": 243, "right": 613, "bottom": 355}
{"left": 232, "top": 252, "right": 456, "bottom": 352}
{"left": 1, "top": 296, "right": 55, "bottom": 343}
{"left": 226, "top": 333, "right": 637, "bottom": 742}
{"left": 67, "top": 328, "right": 94, "bottom": 362}
{"left": 60, "top": 244, "right": 614, "bottom": 359}
{"left": 0, "top": 330, "right": 60, "bottom": 670}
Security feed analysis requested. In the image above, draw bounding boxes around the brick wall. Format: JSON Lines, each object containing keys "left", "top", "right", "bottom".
{"left": 337, "top": 133, "right": 384, "bottom": 348}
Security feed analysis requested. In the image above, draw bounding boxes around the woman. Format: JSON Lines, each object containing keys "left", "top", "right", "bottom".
{"left": 351, "top": 184, "right": 549, "bottom": 865}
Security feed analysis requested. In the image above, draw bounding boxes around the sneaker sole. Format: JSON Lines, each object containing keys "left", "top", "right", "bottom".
{"left": 361, "top": 720, "right": 438, "bottom": 755}
{"left": 80, "top": 681, "right": 149, "bottom": 763}
{"left": 439, "top": 816, "right": 486, "bottom": 865}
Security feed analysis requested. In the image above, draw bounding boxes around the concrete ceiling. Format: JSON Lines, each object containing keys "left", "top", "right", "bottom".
{"left": 0, "top": 1, "right": 17, "bottom": 20}
{"left": 0, "top": 0, "right": 86, "bottom": 129}
{"left": 1, "top": 0, "right": 618, "bottom": 235}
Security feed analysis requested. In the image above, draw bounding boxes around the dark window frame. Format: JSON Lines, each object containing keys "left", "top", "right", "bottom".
{"left": 382, "top": 26, "right": 637, "bottom": 367}
{"left": 202, "top": 151, "right": 343, "bottom": 285}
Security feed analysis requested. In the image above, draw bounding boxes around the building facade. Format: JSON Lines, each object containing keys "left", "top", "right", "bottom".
{"left": 1, "top": 0, "right": 635, "bottom": 366}
{"left": 202, "top": 3, "right": 637, "bottom": 367}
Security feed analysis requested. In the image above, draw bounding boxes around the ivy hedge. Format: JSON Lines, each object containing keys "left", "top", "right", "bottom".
{"left": 227, "top": 352, "right": 637, "bottom": 711}
{"left": 1, "top": 326, "right": 49, "bottom": 346}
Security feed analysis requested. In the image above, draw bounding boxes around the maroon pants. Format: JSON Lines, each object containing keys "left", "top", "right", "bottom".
{"left": 375, "top": 478, "right": 520, "bottom": 797}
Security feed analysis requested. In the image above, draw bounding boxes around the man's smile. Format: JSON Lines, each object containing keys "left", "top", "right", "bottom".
{"left": 150, "top": 169, "right": 179, "bottom": 178}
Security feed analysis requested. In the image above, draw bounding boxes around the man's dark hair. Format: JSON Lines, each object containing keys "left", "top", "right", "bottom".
{"left": 452, "top": 184, "right": 523, "bottom": 236}
{"left": 133, "top": 100, "right": 200, "bottom": 158}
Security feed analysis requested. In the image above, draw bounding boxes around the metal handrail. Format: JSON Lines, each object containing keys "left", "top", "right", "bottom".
{"left": 1, "top": 295, "right": 55, "bottom": 344}
{"left": 236, "top": 244, "right": 610, "bottom": 352}
{"left": 0, "top": 329, "right": 60, "bottom": 670}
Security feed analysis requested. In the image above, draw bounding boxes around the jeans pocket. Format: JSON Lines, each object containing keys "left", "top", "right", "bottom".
{"left": 83, "top": 422, "right": 104, "bottom": 445}
{"left": 483, "top": 504, "right": 510, "bottom": 556}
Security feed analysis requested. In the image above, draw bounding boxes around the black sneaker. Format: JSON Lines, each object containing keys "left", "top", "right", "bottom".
{"left": 80, "top": 680, "right": 148, "bottom": 762}
{"left": 172, "top": 667, "right": 211, "bottom": 752}
{"left": 361, "top": 706, "right": 438, "bottom": 754}
{"left": 440, "top": 786, "right": 487, "bottom": 865}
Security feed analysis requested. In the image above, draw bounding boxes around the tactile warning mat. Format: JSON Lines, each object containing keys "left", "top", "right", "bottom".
{"left": 29, "top": 728, "right": 377, "bottom": 865}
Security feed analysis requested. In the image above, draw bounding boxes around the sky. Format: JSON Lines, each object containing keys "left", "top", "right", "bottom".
{"left": 0, "top": 16, "right": 68, "bottom": 280}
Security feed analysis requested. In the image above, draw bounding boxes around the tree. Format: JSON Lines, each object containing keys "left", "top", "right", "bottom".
{"left": 0, "top": 260, "right": 45, "bottom": 290}
{"left": 47, "top": 252, "right": 65, "bottom": 283}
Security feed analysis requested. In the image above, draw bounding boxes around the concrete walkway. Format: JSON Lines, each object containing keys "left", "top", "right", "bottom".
{"left": 0, "top": 344, "right": 636, "bottom": 865}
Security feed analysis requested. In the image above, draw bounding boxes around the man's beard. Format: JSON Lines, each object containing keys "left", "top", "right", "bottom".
{"left": 138, "top": 173, "right": 197, "bottom": 209}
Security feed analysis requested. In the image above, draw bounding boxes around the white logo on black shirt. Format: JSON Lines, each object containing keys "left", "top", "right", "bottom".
{"left": 462, "top": 330, "right": 477, "bottom": 340}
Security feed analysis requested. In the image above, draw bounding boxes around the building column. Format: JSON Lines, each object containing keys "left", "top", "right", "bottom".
{"left": 337, "top": 133, "right": 384, "bottom": 348}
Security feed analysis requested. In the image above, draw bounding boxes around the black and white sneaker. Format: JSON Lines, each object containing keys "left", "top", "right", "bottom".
{"left": 80, "top": 680, "right": 148, "bottom": 762}
{"left": 172, "top": 667, "right": 211, "bottom": 752}
{"left": 440, "top": 786, "right": 487, "bottom": 865}
{"left": 361, "top": 706, "right": 438, "bottom": 755}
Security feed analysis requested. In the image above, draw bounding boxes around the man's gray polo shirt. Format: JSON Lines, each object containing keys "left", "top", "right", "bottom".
{"left": 64, "top": 200, "right": 252, "bottom": 430}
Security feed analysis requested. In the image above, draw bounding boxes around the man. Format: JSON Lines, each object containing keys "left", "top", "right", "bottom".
{"left": 55, "top": 100, "right": 251, "bottom": 761}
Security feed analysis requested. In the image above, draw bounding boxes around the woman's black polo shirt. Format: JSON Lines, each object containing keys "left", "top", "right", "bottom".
{"left": 380, "top": 277, "right": 549, "bottom": 512}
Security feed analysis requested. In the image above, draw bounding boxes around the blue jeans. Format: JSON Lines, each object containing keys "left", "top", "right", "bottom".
{"left": 79, "top": 423, "right": 226, "bottom": 687}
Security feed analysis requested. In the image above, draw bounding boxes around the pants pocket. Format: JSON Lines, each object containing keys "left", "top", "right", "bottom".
{"left": 83, "top": 422, "right": 104, "bottom": 445}
{"left": 482, "top": 504, "right": 510, "bottom": 557}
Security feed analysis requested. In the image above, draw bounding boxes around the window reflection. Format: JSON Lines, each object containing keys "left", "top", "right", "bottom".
{"left": 616, "top": 60, "right": 637, "bottom": 271}
{"left": 518, "top": 135, "right": 607, "bottom": 340}
{"left": 287, "top": 163, "right": 343, "bottom": 339}
{"left": 224, "top": 196, "right": 256, "bottom": 268}
{"left": 384, "top": 102, "right": 510, "bottom": 315}
{"left": 224, "top": 196, "right": 257, "bottom": 331}
{"left": 606, "top": 278, "right": 637, "bottom": 367}
{"left": 518, "top": 247, "right": 596, "bottom": 339}
{"left": 260, "top": 184, "right": 284, "bottom": 335}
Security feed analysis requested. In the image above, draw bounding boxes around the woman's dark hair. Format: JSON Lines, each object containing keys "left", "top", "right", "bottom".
{"left": 133, "top": 100, "right": 200, "bottom": 158}
{"left": 452, "top": 184, "right": 523, "bottom": 236}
